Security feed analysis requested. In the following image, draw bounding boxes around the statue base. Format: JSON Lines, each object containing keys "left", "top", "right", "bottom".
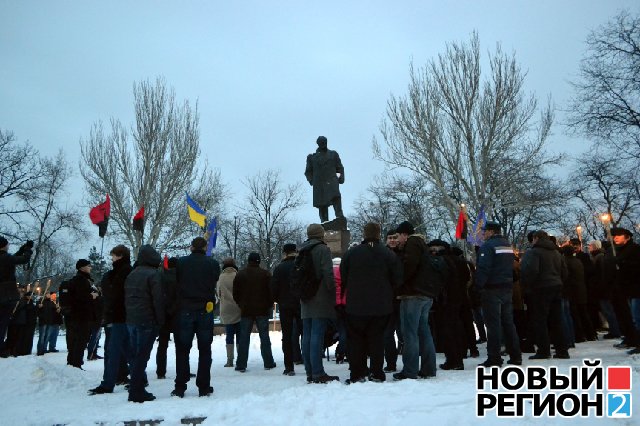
{"left": 322, "top": 216, "right": 350, "bottom": 257}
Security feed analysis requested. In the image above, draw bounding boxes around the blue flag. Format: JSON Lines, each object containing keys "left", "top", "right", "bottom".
{"left": 206, "top": 216, "right": 217, "bottom": 256}
{"left": 467, "top": 205, "right": 487, "bottom": 246}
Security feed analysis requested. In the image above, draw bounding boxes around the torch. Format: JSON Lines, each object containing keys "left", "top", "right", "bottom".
{"left": 600, "top": 213, "right": 616, "bottom": 256}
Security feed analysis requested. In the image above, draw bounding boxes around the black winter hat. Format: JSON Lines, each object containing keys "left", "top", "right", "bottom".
{"left": 248, "top": 252, "right": 261, "bottom": 263}
{"left": 482, "top": 221, "right": 502, "bottom": 233}
{"left": 611, "top": 227, "right": 632, "bottom": 237}
{"left": 396, "top": 221, "right": 415, "bottom": 235}
{"left": 76, "top": 259, "right": 91, "bottom": 270}
{"left": 283, "top": 243, "right": 297, "bottom": 253}
{"left": 0, "top": 237, "right": 8, "bottom": 249}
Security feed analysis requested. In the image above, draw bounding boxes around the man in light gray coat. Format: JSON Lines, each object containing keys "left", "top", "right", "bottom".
{"left": 299, "top": 223, "right": 339, "bottom": 383}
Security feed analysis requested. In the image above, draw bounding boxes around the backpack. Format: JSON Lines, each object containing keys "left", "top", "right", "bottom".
{"left": 57, "top": 279, "right": 72, "bottom": 316}
{"left": 290, "top": 241, "right": 323, "bottom": 302}
{"left": 414, "top": 249, "right": 449, "bottom": 298}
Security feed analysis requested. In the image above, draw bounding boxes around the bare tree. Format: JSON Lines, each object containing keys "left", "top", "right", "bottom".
{"left": 80, "top": 77, "right": 225, "bottom": 255}
{"left": 240, "top": 169, "right": 304, "bottom": 270}
{"left": 565, "top": 152, "right": 640, "bottom": 240}
{"left": 373, "top": 32, "right": 561, "bottom": 236}
{"left": 567, "top": 11, "right": 640, "bottom": 158}
{"left": 0, "top": 129, "right": 41, "bottom": 230}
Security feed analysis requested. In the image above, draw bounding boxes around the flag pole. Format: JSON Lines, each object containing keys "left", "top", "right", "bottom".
{"left": 100, "top": 236, "right": 105, "bottom": 258}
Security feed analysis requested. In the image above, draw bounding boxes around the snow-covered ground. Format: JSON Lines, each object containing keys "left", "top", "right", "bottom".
{"left": 1, "top": 331, "right": 638, "bottom": 425}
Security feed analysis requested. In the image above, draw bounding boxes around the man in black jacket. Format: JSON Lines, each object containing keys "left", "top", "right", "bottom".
{"left": 609, "top": 227, "right": 640, "bottom": 355}
{"left": 520, "top": 231, "right": 570, "bottom": 360}
{"left": 125, "top": 245, "right": 164, "bottom": 403}
{"left": 0, "top": 237, "right": 32, "bottom": 357}
{"left": 67, "top": 259, "right": 99, "bottom": 368}
{"left": 172, "top": 237, "right": 220, "bottom": 398}
{"left": 271, "top": 243, "right": 302, "bottom": 376}
{"left": 89, "top": 245, "right": 133, "bottom": 395}
{"left": 233, "top": 252, "right": 276, "bottom": 373}
{"left": 340, "top": 223, "right": 402, "bottom": 383}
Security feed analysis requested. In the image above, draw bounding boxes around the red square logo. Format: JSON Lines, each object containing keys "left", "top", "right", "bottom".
{"left": 607, "top": 367, "right": 631, "bottom": 391}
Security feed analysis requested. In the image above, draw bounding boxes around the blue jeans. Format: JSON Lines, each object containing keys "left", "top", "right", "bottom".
{"left": 87, "top": 326, "right": 102, "bottom": 356}
{"left": 631, "top": 299, "right": 640, "bottom": 333}
{"left": 174, "top": 310, "right": 214, "bottom": 391}
{"left": 599, "top": 300, "right": 621, "bottom": 336}
{"left": 37, "top": 325, "right": 50, "bottom": 355}
{"left": 302, "top": 318, "right": 328, "bottom": 379}
{"left": 399, "top": 297, "right": 436, "bottom": 378}
{"left": 236, "top": 316, "right": 275, "bottom": 370}
{"left": 225, "top": 323, "right": 239, "bottom": 345}
{"left": 127, "top": 324, "right": 158, "bottom": 398}
{"left": 481, "top": 288, "right": 521, "bottom": 363}
{"left": 100, "top": 323, "right": 129, "bottom": 390}
{"left": 561, "top": 299, "right": 575, "bottom": 346}
{"left": 47, "top": 325, "right": 60, "bottom": 350}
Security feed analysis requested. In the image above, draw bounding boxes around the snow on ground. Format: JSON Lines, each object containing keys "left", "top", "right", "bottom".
{"left": 0, "top": 332, "right": 638, "bottom": 425}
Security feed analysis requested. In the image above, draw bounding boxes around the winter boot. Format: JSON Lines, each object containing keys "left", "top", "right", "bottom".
{"left": 224, "top": 344, "right": 234, "bottom": 367}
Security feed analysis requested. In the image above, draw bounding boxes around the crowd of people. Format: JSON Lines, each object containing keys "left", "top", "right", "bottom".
{"left": 0, "top": 218, "right": 639, "bottom": 403}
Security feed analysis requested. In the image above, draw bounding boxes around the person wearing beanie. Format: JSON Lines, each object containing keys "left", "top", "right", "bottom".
{"left": 89, "top": 245, "right": 133, "bottom": 395}
{"left": 66, "top": 259, "right": 99, "bottom": 368}
{"left": 172, "top": 237, "right": 220, "bottom": 398}
{"left": 216, "top": 257, "right": 241, "bottom": 368}
{"left": 271, "top": 244, "right": 303, "bottom": 375}
{"left": 0, "top": 237, "right": 33, "bottom": 357}
{"left": 608, "top": 227, "right": 640, "bottom": 355}
{"left": 233, "top": 252, "right": 276, "bottom": 373}
{"left": 393, "top": 220, "right": 440, "bottom": 380}
{"left": 305, "top": 136, "right": 346, "bottom": 222}
{"left": 340, "top": 223, "right": 402, "bottom": 383}
{"left": 299, "top": 223, "right": 339, "bottom": 383}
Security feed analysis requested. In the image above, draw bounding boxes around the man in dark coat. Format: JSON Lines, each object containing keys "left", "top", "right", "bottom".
{"left": 125, "top": 245, "right": 164, "bottom": 403}
{"left": 89, "top": 245, "right": 133, "bottom": 395}
{"left": 589, "top": 240, "right": 621, "bottom": 338}
{"left": 0, "top": 237, "right": 32, "bottom": 357}
{"left": 383, "top": 229, "right": 404, "bottom": 372}
{"left": 304, "top": 136, "right": 345, "bottom": 222}
{"left": 270, "top": 243, "right": 302, "bottom": 376}
{"left": 233, "top": 252, "right": 276, "bottom": 373}
{"left": 475, "top": 222, "right": 521, "bottom": 367}
{"left": 340, "top": 223, "right": 402, "bottom": 383}
{"left": 67, "top": 259, "right": 99, "bottom": 368}
{"left": 156, "top": 256, "right": 177, "bottom": 380}
{"left": 172, "top": 237, "right": 220, "bottom": 398}
{"left": 37, "top": 292, "right": 58, "bottom": 355}
{"left": 561, "top": 245, "right": 595, "bottom": 343}
{"left": 393, "top": 221, "right": 445, "bottom": 381}
{"left": 520, "top": 231, "right": 570, "bottom": 360}
{"left": 610, "top": 227, "right": 640, "bottom": 355}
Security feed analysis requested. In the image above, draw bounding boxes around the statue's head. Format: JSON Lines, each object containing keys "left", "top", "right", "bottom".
{"left": 316, "top": 136, "right": 328, "bottom": 150}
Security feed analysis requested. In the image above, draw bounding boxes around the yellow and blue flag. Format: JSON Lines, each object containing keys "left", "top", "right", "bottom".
{"left": 186, "top": 192, "right": 206, "bottom": 228}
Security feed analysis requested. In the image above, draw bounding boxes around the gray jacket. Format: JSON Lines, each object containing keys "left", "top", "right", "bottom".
{"left": 300, "top": 239, "right": 336, "bottom": 320}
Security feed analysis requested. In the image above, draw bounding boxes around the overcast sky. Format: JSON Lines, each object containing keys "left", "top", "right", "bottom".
{"left": 1, "top": 0, "right": 638, "bottom": 249}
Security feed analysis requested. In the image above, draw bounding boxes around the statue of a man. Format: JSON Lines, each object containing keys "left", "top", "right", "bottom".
{"left": 305, "top": 136, "right": 345, "bottom": 222}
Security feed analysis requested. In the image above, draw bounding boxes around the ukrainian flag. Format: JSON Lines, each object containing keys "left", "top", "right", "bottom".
{"left": 186, "top": 192, "right": 206, "bottom": 228}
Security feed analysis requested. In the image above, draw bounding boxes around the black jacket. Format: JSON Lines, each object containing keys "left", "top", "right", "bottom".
{"left": 520, "top": 238, "right": 567, "bottom": 292}
{"left": 614, "top": 240, "right": 640, "bottom": 298}
{"left": 270, "top": 255, "right": 299, "bottom": 310}
{"left": 0, "top": 249, "right": 31, "bottom": 304}
{"left": 124, "top": 245, "right": 165, "bottom": 326}
{"left": 340, "top": 240, "right": 402, "bottom": 316}
{"left": 397, "top": 234, "right": 427, "bottom": 297}
{"left": 37, "top": 298, "right": 59, "bottom": 325}
{"left": 562, "top": 249, "right": 587, "bottom": 304}
{"left": 233, "top": 264, "right": 273, "bottom": 317}
{"left": 67, "top": 271, "right": 95, "bottom": 322}
{"left": 442, "top": 253, "right": 471, "bottom": 305}
{"left": 176, "top": 250, "right": 220, "bottom": 311}
{"left": 101, "top": 258, "right": 133, "bottom": 324}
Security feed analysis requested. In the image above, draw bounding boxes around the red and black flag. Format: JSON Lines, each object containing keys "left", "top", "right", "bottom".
{"left": 89, "top": 194, "right": 111, "bottom": 238}
{"left": 455, "top": 207, "right": 468, "bottom": 240}
{"left": 132, "top": 206, "right": 145, "bottom": 232}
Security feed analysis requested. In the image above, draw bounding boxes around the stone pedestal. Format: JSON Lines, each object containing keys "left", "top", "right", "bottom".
{"left": 322, "top": 217, "right": 350, "bottom": 257}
